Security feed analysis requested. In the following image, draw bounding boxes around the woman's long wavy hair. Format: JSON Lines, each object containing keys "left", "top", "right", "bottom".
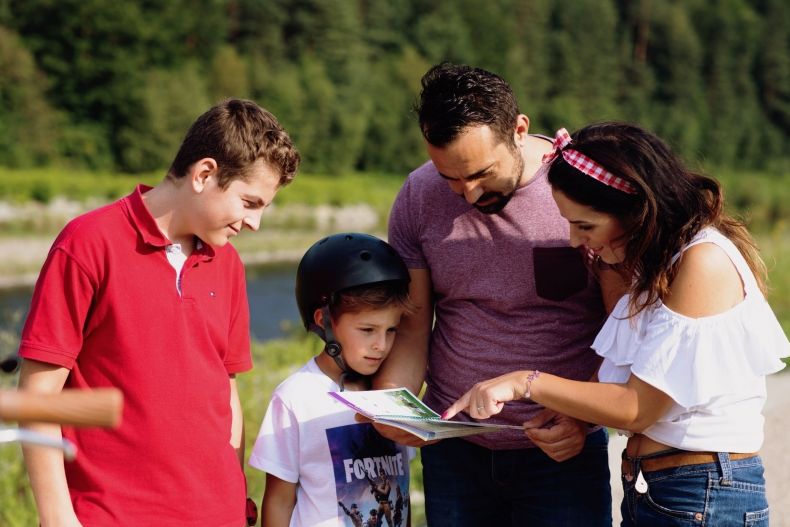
{"left": 547, "top": 122, "right": 766, "bottom": 317}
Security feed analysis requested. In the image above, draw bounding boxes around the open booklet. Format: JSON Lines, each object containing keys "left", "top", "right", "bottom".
{"left": 330, "top": 387, "right": 523, "bottom": 441}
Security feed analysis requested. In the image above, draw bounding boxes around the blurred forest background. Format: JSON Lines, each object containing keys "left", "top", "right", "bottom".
{"left": 1, "top": 0, "right": 788, "bottom": 175}
{"left": 1, "top": 0, "right": 789, "bottom": 525}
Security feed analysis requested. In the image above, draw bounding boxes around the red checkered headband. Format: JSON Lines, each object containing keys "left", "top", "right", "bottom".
{"left": 542, "top": 128, "right": 637, "bottom": 195}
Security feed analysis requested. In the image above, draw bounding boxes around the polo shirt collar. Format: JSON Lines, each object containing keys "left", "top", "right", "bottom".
{"left": 126, "top": 184, "right": 216, "bottom": 261}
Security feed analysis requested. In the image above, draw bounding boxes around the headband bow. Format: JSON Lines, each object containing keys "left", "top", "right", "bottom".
{"left": 542, "top": 128, "right": 637, "bottom": 195}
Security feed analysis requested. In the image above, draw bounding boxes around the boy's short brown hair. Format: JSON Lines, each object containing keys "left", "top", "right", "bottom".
{"left": 329, "top": 281, "right": 415, "bottom": 320}
{"left": 168, "top": 98, "right": 300, "bottom": 189}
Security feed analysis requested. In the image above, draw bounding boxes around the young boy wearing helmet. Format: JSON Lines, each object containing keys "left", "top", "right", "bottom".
{"left": 249, "top": 233, "right": 415, "bottom": 527}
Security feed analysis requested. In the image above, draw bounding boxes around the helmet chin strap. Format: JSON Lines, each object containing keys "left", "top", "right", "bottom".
{"left": 316, "top": 306, "right": 361, "bottom": 391}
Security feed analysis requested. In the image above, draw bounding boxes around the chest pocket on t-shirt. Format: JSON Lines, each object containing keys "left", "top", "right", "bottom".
{"left": 533, "top": 246, "right": 588, "bottom": 301}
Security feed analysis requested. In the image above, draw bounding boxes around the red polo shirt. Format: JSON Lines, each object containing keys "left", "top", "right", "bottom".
{"left": 19, "top": 185, "right": 251, "bottom": 526}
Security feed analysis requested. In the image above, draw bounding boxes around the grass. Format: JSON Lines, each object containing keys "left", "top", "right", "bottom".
{"left": 759, "top": 229, "right": 790, "bottom": 333}
{"left": 0, "top": 168, "right": 406, "bottom": 206}
{"left": 0, "top": 169, "right": 406, "bottom": 234}
{"left": 0, "top": 168, "right": 163, "bottom": 204}
{"left": 717, "top": 169, "right": 790, "bottom": 234}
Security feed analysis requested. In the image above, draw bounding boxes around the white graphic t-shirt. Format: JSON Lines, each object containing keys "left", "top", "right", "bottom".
{"left": 249, "top": 358, "right": 411, "bottom": 527}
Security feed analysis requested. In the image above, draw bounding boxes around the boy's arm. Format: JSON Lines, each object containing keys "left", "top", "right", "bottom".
{"left": 261, "top": 474, "right": 296, "bottom": 527}
{"left": 229, "top": 375, "right": 244, "bottom": 466}
{"left": 18, "top": 359, "right": 82, "bottom": 527}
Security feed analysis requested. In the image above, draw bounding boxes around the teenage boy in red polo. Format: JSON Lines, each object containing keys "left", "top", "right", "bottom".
{"left": 17, "top": 98, "right": 300, "bottom": 527}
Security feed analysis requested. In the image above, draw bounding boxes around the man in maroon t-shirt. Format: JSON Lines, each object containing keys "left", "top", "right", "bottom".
{"left": 17, "top": 99, "right": 299, "bottom": 526}
{"left": 375, "top": 64, "right": 623, "bottom": 526}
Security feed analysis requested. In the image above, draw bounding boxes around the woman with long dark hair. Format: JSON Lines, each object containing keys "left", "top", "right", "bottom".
{"left": 444, "top": 122, "right": 789, "bottom": 525}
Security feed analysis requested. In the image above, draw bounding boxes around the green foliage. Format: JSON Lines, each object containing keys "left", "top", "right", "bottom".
{"left": 544, "top": 0, "right": 621, "bottom": 129}
{"left": 0, "top": 169, "right": 162, "bottom": 204}
{"left": 209, "top": 46, "right": 250, "bottom": 102}
{"left": 57, "top": 123, "right": 114, "bottom": 171}
{"left": 6, "top": 0, "right": 228, "bottom": 173}
{"left": 413, "top": 1, "right": 473, "bottom": 64}
{"left": 0, "top": 442, "right": 36, "bottom": 527}
{"left": 759, "top": 231, "right": 790, "bottom": 334}
{"left": 1, "top": 0, "right": 786, "bottom": 174}
{"left": 717, "top": 168, "right": 790, "bottom": 232}
{"left": 0, "top": 26, "right": 60, "bottom": 166}
{"left": 118, "top": 63, "right": 212, "bottom": 172}
{"left": 274, "top": 172, "right": 406, "bottom": 223}
{"left": 357, "top": 48, "right": 430, "bottom": 173}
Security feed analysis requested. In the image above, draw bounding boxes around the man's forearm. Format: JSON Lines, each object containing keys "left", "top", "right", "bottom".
{"left": 374, "top": 267, "right": 433, "bottom": 393}
{"left": 373, "top": 336, "right": 428, "bottom": 393}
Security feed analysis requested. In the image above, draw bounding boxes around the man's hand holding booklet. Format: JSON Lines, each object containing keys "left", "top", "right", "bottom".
{"left": 330, "top": 387, "right": 522, "bottom": 441}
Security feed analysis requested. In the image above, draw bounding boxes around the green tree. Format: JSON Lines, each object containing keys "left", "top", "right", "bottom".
{"left": 613, "top": 0, "right": 657, "bottom": 128}
{"left": 358, "top": 46, "right": 430, "bottom": 173}
{"left": 227, "top": 0, "right": 288, "bottom": 58}
{"left": 543, "top": 0, "right": 621, "bottom": 130}
{"left": 359, "top": 0, "right": 413, "bottom": 56}
{"left": 209, "top": 45, "right": 250, "bottom": 101}
{"left": 1, "top": 0, "right": 788, "bottom": 173}
{"left": 692, "top": 0, "right": 762, "bottom": 166}
{"left": 117, "top": 63, "right": 211, "bottom": 172}
{"left": 247, "top": 54, "right": 306, "bottom": 139}
{"left": 646, "top": 2, "right": 706, "bottom": 157}
{"left": 9, "top": 0, "right": 227, "bottom": 172}
{"left": 412, "top": 0, "right": 474, "bottom": 64}
{"left": 752, "top": 0, "right": 790, "bottom": 163}
{"left": 0, "top": 26, "right": 60, "bottom": 166}
{"left": 505, "top": 0, "right": 553, "bottom": 131}
{"left": 250, "top": 54, "right": 337, "bottom": 173}
{"left": 455, "top": 0, "right": 516, "bottom": 75}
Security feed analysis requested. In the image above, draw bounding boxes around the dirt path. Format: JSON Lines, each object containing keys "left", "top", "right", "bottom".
{"left": 609, "top": 371, "right": 790, "bottom": 526}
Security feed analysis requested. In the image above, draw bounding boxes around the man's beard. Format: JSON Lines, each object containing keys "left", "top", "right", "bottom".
{"left": 472, "top": 149, "right": 525, "bottom": 215}
{"left": 473, "top": 192, "right": 513, "bottom": 214}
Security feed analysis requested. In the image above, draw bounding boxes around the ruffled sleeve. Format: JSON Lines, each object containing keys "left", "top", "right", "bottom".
{"left": 593, "top": 294, "right": 789, "bottom": 409}
{"left": 592, "top": 295, "right": 643, "bottom": 384}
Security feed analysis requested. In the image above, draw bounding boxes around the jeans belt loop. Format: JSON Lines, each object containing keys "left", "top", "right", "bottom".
{"left": 717, "top": 451, "right": 733, "bottom": 486}
{"left": 620, "top": 450, "right": 638, "bottom": 482}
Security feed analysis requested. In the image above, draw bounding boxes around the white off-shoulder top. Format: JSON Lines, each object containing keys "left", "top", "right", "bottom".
{"left": 593, "top": 227, "right": 789, "bottom": 452}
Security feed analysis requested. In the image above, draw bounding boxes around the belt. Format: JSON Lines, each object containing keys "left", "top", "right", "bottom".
{"left": 622, "top": 450, "right": 758, "bottom": 477}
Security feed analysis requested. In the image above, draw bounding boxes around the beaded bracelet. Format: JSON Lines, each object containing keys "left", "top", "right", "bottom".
{"left": 524, "top": 370, "right": 541, "bottom": 399}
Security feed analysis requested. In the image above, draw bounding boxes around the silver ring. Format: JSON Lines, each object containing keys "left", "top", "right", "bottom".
{"left": 476, "top": 406, "right": 484, "bottom": 411}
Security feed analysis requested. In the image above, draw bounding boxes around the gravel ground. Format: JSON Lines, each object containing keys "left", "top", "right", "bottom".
{"left": 609, "top": 371, "right": 790, "bottom": 526}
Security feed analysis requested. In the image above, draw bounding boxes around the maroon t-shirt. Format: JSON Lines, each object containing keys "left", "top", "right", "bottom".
{"left": 19, "top": 186, "right": 250, "bottom": 525}
{"left": 388, "top": 159, "right": 606, "bottom": 449}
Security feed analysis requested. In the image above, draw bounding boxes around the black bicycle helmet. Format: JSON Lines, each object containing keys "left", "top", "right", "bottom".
{"left": 295, "top": 233, "right": 410, "bottom": 388}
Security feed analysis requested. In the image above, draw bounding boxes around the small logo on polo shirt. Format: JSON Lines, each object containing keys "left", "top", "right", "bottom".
{"left": 209, "top": 291, "right": 216, "bottom": 297}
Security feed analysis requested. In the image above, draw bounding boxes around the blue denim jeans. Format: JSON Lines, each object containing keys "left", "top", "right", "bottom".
{"left": 621, "top": 451, "right": 769, "bottom": 526}
{"left": 421, "top": 429, "right": 612, "bottom": 527}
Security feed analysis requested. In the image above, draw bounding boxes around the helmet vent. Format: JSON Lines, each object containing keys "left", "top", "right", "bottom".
{"left": 359, "top": 250, "right": 372, "bottom": 261}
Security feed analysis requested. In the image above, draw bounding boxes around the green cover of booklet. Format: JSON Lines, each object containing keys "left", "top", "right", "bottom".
{"left": 330, "top": 387, "right": 523, "bottom": 441}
